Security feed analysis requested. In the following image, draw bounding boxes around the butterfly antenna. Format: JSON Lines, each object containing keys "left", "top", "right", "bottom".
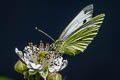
{"left": 35, "top": 27, "right": 55, "bottom": 42}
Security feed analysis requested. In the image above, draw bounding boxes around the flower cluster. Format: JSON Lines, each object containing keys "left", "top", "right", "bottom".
{"left": 15, "top": 40, "right": 68, "bottom": 80}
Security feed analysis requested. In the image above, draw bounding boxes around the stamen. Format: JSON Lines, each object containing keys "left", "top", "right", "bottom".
{"left": 46, "top": 43, "right": 50, "bottom": 48}
{"left": 40, "top": 40, "right": 44, "bottom": 48}
{"left": 28, "top": 42, "right": 33, "bottom": 46}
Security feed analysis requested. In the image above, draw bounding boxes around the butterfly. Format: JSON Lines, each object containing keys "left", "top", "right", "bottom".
{"left": 36, "top": 4, "right": 105, "bottom": 56}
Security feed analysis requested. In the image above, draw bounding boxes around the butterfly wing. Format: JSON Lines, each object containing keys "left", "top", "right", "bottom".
{"left": 59, "top": 4, "right": 93, "bottom": 40}
{"left": 55, "top": 14, "right": 105, "bottom": 55}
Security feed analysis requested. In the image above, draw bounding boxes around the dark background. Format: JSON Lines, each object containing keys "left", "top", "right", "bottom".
{"left": 0, "top": 0, "right": 119, "bottom": 80}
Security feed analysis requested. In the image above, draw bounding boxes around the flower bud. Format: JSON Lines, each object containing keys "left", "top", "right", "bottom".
{"left": 14, "top": 60, "right": 27, "bottom": 73}
{"left": 47, "top": 72, "right": 62, "bottom": 80}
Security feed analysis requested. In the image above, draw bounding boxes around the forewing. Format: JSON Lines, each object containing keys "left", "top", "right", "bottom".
{"left": 59, "top": 4, "right": 93, "bottom": 40}
{"left": 59, "top": 14, "right": 105, "bottom": 55}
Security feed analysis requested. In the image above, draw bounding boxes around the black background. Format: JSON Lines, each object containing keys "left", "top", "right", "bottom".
{"left": 0, "top": 0, "right": 119, "bottom": 80}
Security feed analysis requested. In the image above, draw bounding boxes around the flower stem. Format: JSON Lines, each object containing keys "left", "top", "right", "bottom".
{"left": 35, "top": 73, "right": 41, "bottom": 80}
{"left": 28, "top": 76, "right": 34, "bottom": 80}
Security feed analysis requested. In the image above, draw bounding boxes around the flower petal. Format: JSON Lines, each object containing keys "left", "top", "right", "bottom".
{"left": 27, "top": 62, "right": 43, "bottom": 71}
{"left": 60, "top": 60, "right": 68, "bottom": 70}
{"left": 15, "top": 48, "right": 23, "bottom": 59}
{"left": 48, "top": 57, "right": 68, "bottom": 72}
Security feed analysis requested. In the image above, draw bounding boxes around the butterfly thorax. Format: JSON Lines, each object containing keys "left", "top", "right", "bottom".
{"left": 54, "top": 39, "right": 65, "bottom": 53}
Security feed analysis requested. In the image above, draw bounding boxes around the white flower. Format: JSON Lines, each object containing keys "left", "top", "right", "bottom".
{"left": 48, "top": 57, "right": 68, "bottom": 72}
{"left": 15, "top": 42, "right": 68, "bottom": 79}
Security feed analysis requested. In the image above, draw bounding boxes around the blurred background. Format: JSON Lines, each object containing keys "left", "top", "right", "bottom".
{"left": 0, "top": 0, "right": 119, "bottom": 80}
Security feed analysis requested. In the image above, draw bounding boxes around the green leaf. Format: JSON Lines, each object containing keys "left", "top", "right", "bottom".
{"left": 0, "top": 76, "right": 13, "bottom": 80}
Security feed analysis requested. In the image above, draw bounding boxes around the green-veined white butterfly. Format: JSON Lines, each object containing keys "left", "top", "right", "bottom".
{"left": 36, "top": 4, "right": 105, "bottom": 56}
